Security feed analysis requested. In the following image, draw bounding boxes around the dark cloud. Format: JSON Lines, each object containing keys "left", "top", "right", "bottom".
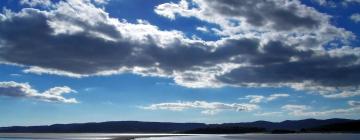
{"left": 218, "top": 57, "right": 360, "bottom": 87}
{"left": 0, "top": 8, "right": 261, "bottom": 75}
{"left": 206, "top": 0, "right": 321, "bottom": 30}
{"left": 0, "top": 0, "right": 359, "bottom": 97}
{"left": 0, "top": 9, "right": 134, "bottom": 74}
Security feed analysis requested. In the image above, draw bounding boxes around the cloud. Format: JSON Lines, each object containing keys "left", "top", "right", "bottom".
{"left": 10, "top": 74, "right": 22, "bottom": 77}
{"left": 20, "top": 0, "right": 52, "bottom": 7}
{"left": 196, "top": 26, "right": 209, "bottom": 33}
{"left": 254, "top": 112, "right": 283, "bottom": 116}
{"left": 282, "top": 103, "right": 360, "bottom": 116}
{"left": 0, "top": 0, "right": 359, "bottom": 99}
{"left": 348, "top": 100, "right": 360, "bottom": 106}
{"left": 290, "top": 81, "right": 360, "bottom": 98}
{"left": 313, "top": 0, "right": 360, "bottom": 7}
{"left": 350, "top": 13, "right": 360, "bottom": 23}
{"left": 156, "top": 0, "right": 323, "bottom": 31}
{"left": 267, "top": 94, "right": 290, "bottom": 101}
{"left": 0, "top": 81, "right": 78, "bottom": 103}
{"left": 140, "top": 101, "right": 258, "bottom": 115}
{"left": 282, "top": 104, "right": 310, "bottom": 111}
{"left": 92, "top": 0, "right": 110, "bottom": 5}
{"left": 244, "top": 95, "right": 265, "bottom": 104}
{"left": 242, "top": 93, "right": 289, "bottom": 103}
{"left": 322, "top": 90, "right": 360, "bottom": 98}
{"left": 312, "top": 0, "right": 337, "bottom": 7}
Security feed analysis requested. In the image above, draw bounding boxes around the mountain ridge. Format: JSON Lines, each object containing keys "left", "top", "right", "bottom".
{"left": 0, "top": 118, "right": 358, "bottom": 133}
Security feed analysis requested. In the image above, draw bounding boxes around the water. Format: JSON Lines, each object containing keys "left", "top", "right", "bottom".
{"left": 0, "top": 133, "right": 189, "bottom": 140}
{"left": 137, "top": 134, "right": 360, "bottom": 140}
{"left": 0, "top": 133, "right": 359, "bottom": 140}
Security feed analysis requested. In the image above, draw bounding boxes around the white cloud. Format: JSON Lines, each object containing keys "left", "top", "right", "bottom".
{"left": 254, "top": 112, "right": 283, "bottom": 116}
{"left": 322, "top": 90, "right": 360, "bottom": 98}
{"left": 267, "top": 94, "right": 290, "bottom": 101}
{"left": 92, "top": 0, "right": 110, "bottom": 5}
{"left": 20, "top": 0, "right": 52, "bottom": 7}
{"left": 282, "top": 104, "right": 360, "bottom": 116}
{"left": 244, "top": 95, "right": 265, "bottom": 104}
{"left": 196, "top": 26, "right": 209, "bottom": 33}
{"left": 348, "top": 100, "right": 360, "bottom": 106}
{"left": 242, "top": 93, "right": 290, "bottom": 103}
{"left": 140, "top": 101, "right": 259, "bottom": 115}
{"left": 0, "top": 81, "right": 78, "bottom": 103}
{"left": 154, "top": 0, "right": 192, "bottom": 20}
{"left": 282, "top": 104, "right": 310, "bottom": 111}
{"left": 290, "top": 81, "right": 360, "bottom": 99}
{"left": 350, "top": 13, "right": 360, "bottom": 23}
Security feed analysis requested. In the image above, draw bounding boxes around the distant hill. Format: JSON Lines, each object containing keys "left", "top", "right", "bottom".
{"left": 0, "top": 119, "right": 358, "bottom": 133}
{"left": 216, "top": 118, "right": 354, "bottom": 131}
{"left": 301, "top": 120, "right": 360, "bottom": 133}
{"left": 0, "top": 121, "right": 206, "bottom": 133}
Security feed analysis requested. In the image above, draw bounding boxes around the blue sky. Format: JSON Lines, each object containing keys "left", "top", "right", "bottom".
{"left": 0, "top": 0, "right": 360, "bottom": 127}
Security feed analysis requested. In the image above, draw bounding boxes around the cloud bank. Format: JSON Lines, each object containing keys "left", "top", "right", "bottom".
{"left": 282, "top": 103, "right": 360, "bottom": 117}
{"left": 0, "top": 81, "right": 78, "bottom": 103}
{"left": 0, "top": 0, "right": 359, "bottom": 98}
{"left": 140, "top": 101, "right": 258, "bottom": 115}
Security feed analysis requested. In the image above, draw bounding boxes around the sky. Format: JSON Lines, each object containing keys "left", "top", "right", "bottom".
{"left": 0, "top": 0, "right": 360, "bottom": 127}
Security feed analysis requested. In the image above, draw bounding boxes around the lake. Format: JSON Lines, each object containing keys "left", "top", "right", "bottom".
{"left": 0, "top": 133, "right": 359, "bottom": 140}
{"left": 137, "top": 134, "right": 360, "bottom": 140}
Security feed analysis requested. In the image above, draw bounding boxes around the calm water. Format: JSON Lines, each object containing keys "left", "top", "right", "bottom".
{"left": 0, "top": 133, "right": 359, "bottom": 140}
{"left": 137, "top": 134, "right": 360, "bottom": 140}
{"left": 0, "top": 133, "right": 188, "bottom": 140}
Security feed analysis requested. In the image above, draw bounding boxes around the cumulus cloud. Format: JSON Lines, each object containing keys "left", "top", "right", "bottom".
{"left": 20, "top": 0, "right": 52, "bottom": 7}
{"left": 350, "top": 13, "right": 360, "bottom": 23}
{"left": 0, "top": 81, "right": 78, "bottom": 103}
{"left": 140, "top": 101, "right": 258, "bottom": 115}
{"left": 282, "top": 103, "right": 360, "bottom": 116}
{"left": 0, "top": 0, "right": 359, "bottom": 99}
{"left": 155, "top": 0, "right": 352, "bottom": 41}
{"left": 242, "top": 93, "right": 289, "bottom": 103}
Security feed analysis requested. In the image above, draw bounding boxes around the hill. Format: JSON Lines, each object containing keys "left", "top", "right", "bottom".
{"left": 0, "top": 119, "right": 358, "bottom": 133}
